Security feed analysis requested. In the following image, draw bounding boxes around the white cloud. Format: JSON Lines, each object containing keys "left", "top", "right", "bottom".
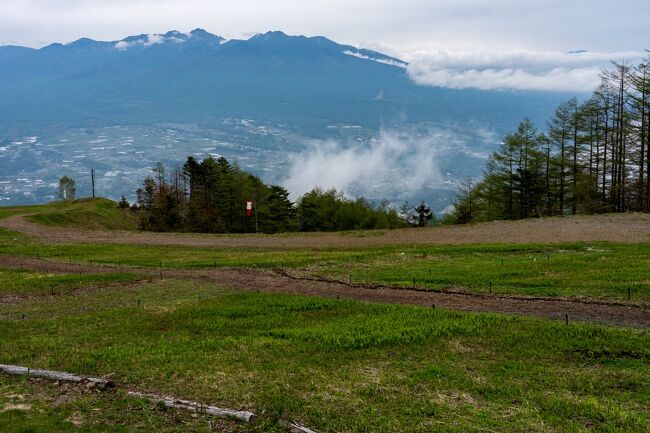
{"left": 113, "top": 32, "right": 184, "bottom": 50}
{"left": 114, "top": 40, "right": 130, "bottom": 50}
{"left": 143, "top": 33, "right": 164, "bottom": 46}
{"left": 168, "top": 36, "right": 186, "bottom": 44}
{"left": 404, "top": 49, "right": 642, "bottom": 70}
{"left": 342, "top": 50, "right": 406, "bottom": 68}
{"left": 405, "top": 49, "right": 646, "bottom": 92}
{"left": 281, "top": 129, "right": 447, "bottom": 201}
{"left": 409, "top": 66, "right": 602, "bottom": 92}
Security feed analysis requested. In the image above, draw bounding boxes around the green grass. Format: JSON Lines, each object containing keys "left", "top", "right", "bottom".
{"left": 0, "top": 375, "right": 248, "bottom": 433}
{"left": 1, "top": 200, "right": 649, "bottom": 302}
{"left": 0, "top": 268, "right": 141, "bottom": 296}
{"left": 2, "top": 202, "right": 648, "bottom": 431}
{"left": 0, "top": 197, "right": 137, "bottom": 231}
{"left": 0, "top": 273, "right": 648, "bottom": 432}
{"left": 308, "top": 242, "right": 650, "bottom": 302}
{"left": 0, "top": 203, "right": 58, "bottom": 220}
{"left": 1, "top": 229, "right": 648, "bottom": 302}
{"left": 26, "top": 198, "right": 138, "bottom": 231}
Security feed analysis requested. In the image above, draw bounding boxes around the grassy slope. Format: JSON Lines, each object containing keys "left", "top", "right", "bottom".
{"left": 1, "top": 200, "right": 648, "bottom": 302}
{"left": 0, "top": 376, "right": 248, "bottom": 433}
{"left": 0, "top": 227, "right": 648, "bottom": 302}
{"left": 0, "top": 198, "right": 137, "bottom": 231}
{"left": 0, "top": 269, "right": 141, "bottom": 297}
{"left": 310, "top": 242, "right": 650, "bottom": 301}
{"left": 0, "top": 271, "right": 648, "bottom": 432}
{"left": 0, "top": 204, "right": 648, "bottom": 431}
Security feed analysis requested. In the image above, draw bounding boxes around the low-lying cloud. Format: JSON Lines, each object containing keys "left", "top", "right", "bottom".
{"left": 114, "top": 32, "right": 185, "bottom": 50}
{"left": 342, "top": 50, "right": 407, "bottom": 68}
{"left": 405, "top": 49, "right": 646, "bottom": 92}
{"left": 282, "top": 129, "right": 453, "bottom": 202}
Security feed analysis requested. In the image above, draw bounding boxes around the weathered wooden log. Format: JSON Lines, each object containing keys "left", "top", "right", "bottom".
{"left": 0, "top": 364, "right": 114, "bottom": 389}
{"left": 127, "top": 391, "right": 255, "bottom": 422}
{"left": 280, "top": 419, "right": 319, "bottom": 433}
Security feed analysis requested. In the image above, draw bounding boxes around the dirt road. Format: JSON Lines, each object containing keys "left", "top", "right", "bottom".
{"left": 1, "top": 255, "right": 647, "bottom": 327}
{"left": 2, "top": 213, "right": 650, "bottom": 248}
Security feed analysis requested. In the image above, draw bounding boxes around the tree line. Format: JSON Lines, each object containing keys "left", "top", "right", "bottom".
{"left": 132, "top": 156, "right": 421, "bottom": 233}
{"left": 452, "top": 54, "right": 650, "bottom": 223}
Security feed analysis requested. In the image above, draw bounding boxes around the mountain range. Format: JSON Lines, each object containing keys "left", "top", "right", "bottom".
{"left": 0, "top": 29, "right": 569, "bottom": 133}
{"left": 0, "top": 29, "right": 572, "bottom": 207}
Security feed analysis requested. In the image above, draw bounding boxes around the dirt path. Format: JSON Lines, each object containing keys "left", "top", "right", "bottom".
{"left": 2, "top": 255, "right": 647, "bottom": 327}
{"left": 3, "top": 213, "right": 650, "bottom": 248}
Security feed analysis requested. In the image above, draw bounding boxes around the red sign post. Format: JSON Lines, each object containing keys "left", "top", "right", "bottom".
{"left": 246, "top": 199, "right": 258, "bottom": 232}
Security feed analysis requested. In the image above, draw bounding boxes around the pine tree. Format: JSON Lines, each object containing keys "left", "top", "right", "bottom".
{"left": 548, "top": 100, "right": 574, "bottom": 214}
{"left": 58, "top": 176, "right": 76, "bottom": 201}
{"left": 118, "top": 195, "right": 130, "bottom": 209}
{"left": 413, "top": 202, "right": 433, "bottom": 227}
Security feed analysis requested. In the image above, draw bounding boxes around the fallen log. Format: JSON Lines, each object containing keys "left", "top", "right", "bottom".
{"left": 0, "top": 364, "right": 295, "bottom": 427}
{"left": 0, "top": 364, "right": 114, "bottom": 389}
{"left": 280, "top": 419, "right": 319, "bottom": 433}
{"left": 127, "top": 391, "right": 255, "bottom": 422}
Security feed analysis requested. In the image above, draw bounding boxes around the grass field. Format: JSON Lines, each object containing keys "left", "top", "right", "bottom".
{"left": 0, "top": 268, "right": 140, "bottom": 297}
{"left": 1, "top": 227, "right": 648, "bottom": 302}
{"left": 1, "top": 200, "right": 649, "bottom": 432}
{"left": 306, "top": 242, "right": 650, "bottom": 302}
{"left": 1, "top": 200, "right": 649, "bottom": 303}
{"left": 0, "top": 198, "right": 137, "bottom": 231}
{"left": 1, "top": 270, "right": 648, "bottom": 432}
{"left": 0, "top": 375, "right": 250, "bottom": 433}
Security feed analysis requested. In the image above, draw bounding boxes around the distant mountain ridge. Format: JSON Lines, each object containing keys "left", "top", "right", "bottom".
{"left": 11, "top": 28, "right": 404, "bottom": 64}
{"left": 0, "top": 29, "right": 406, "bottom": 88}
{"left": 0, "top": 28, "right": 564, "bottom": 137}
{"left": 0, "top": 29, "right": 573, "bottom": 207}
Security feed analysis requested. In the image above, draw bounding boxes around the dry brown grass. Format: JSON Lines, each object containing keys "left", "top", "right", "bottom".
{"left": 2, "top": 212, "right": 650, "bottom": 248}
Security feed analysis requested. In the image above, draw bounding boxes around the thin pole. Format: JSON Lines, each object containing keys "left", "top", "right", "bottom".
{"left": 91, "top": 169, "right": 96, "bottom": 198}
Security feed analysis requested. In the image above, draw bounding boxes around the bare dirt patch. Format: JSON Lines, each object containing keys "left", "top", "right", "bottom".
{"left": 1, "top": 255, "right": 647, "bottom": 327}
{"left": 2, "top": 213, "right": 650, "bottom": 248}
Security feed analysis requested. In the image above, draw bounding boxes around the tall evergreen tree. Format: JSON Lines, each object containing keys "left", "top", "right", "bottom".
{"left": 548, "top": 100, "right": 574, "bottom": 214}
{"left": 57, "top": 176, "right": 76, "bottom": 201}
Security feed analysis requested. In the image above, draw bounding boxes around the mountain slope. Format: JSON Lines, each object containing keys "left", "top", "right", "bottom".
{"left": 0, "top": 29, "right": 564, "bottom": 133}
{"left": 0, "top": 29, "right": 573, "bottom": 207}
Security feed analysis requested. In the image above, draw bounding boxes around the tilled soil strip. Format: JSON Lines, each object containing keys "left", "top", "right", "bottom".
{"left": 3, "top": 213, "right": 650, "bottom": 248}
{"left": 1, "top": 254, "right": 648, "bottom": 327}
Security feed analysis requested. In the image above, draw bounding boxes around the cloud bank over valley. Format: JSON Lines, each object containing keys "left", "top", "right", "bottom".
{"left": 405, "top": 49, "right": 646, "bottom": 92}
{"left": 281, "top": 128, "right": 495, "bottom": 206}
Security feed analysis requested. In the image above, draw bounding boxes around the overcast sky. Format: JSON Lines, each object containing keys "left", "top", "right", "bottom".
{"left": 1, "top": 0, "right": 648, "bottom": 91}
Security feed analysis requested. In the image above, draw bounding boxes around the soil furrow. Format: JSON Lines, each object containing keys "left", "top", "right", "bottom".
{"left": 1, "top": 254, "right": 647, "bottom": 327}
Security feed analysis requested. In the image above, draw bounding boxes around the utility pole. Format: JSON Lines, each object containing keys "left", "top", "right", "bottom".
{"left": 91, "top": 169, "right": 96, "bottom": 198}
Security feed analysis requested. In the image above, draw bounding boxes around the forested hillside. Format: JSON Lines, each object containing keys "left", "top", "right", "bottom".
{"left": 134, "top": 156, "right": 408, "bottom": 233}
{"left": 453, "top": 56, "right": 650, "bottom": 222}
